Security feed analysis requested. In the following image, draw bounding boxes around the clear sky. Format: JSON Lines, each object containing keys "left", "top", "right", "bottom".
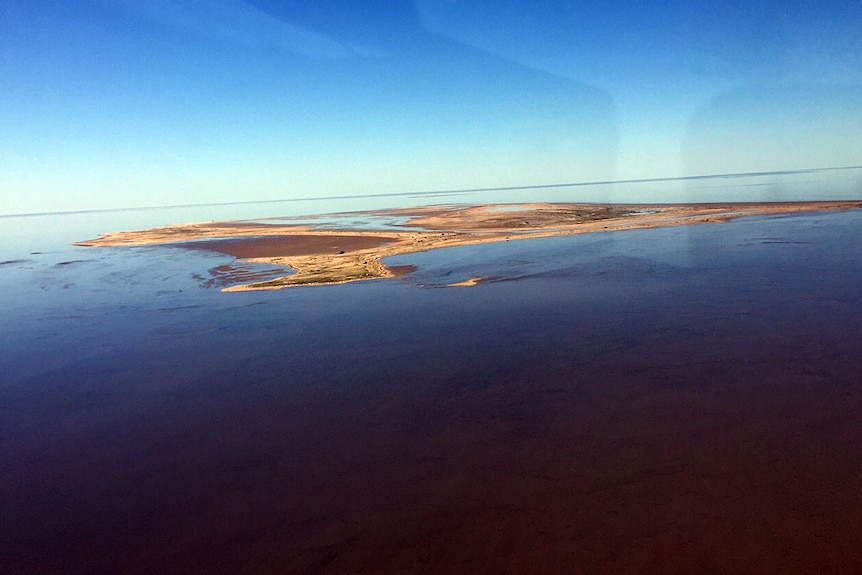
{"left": 2, "top": 0, "right": 861, "bottom": 214}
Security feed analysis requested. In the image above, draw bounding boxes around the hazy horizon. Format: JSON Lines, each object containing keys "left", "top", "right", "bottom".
{"left": 3, "top": 165, "right": 861, "bottom": 219}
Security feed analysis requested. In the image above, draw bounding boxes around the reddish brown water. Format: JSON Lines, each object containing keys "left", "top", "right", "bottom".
{"left": 3, "top": 211, "right": 862, "bottom": 574}
{"left": 174, "top": 234, "right": 399, "bottom": 258}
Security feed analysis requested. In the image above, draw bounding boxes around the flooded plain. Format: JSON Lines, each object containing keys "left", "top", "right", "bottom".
{"left": 2, "top": 207, "right": 862, "bottom": 573}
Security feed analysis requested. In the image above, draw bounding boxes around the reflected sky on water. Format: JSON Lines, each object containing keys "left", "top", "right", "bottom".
{"left": 3, "top": 200, "right": 862, "bottom": 572}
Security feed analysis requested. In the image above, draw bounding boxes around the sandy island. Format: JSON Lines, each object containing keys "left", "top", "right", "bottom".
{"left": 76, "top": 201, "right": 862, "bottom": 290}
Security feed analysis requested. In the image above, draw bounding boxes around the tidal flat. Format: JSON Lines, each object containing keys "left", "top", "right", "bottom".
{"left": 2, "top": 206, "right": 862, "bottom": 573}
{"left": 76, "top": 200, "right": 862, "bottom": 290}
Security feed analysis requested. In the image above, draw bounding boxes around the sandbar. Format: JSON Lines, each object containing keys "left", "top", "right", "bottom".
{"left": 76, "top": 201, "right": 862, "bottom": 290}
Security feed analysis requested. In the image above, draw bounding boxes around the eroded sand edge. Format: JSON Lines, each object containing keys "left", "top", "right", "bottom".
{"left": 76, "top": 202, "right": 862, "bottom": 290}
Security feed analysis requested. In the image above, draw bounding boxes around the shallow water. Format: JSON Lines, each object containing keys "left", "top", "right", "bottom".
{"left": 3, "top": 208, "right": 862, "bottom": 573}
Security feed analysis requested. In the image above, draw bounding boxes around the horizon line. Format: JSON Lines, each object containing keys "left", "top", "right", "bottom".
{"left": 3, "top": 165, "right": 861, "bottom": 219}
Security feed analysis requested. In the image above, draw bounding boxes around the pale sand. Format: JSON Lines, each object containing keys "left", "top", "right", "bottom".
{"left": 76, "top": 201, "right": 862, "bottom": 290}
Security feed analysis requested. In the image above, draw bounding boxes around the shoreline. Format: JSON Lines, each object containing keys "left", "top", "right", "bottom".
{"left": 76, "top": 201, "right": 862, "bottom": 290}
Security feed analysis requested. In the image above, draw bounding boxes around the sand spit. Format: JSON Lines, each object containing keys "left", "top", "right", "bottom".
{"left": 76, "top": 201, "right": 862, "bottom": 290}
{"left": 447, "top": 276, "right": 498, "bottom": 287}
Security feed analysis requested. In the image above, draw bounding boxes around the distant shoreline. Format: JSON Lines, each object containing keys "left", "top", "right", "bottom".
{"left": 77, "top": 201, "right": 862, "bottom": 290}
{"left": 8, "top": 165, "right": 862, "bottom": 219}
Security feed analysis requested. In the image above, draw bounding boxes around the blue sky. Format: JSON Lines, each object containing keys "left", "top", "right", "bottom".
{"left": 2, "top": 0, "right": 861, "bottom": 214}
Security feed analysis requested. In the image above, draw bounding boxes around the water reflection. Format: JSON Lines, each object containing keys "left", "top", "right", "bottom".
{"left": 2, "top": 209, "right": 862, "bottom": 573}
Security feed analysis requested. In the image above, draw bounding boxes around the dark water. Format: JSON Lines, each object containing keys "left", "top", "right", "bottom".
{"left": 3, "top": 210, "right": 862, "bottom": 573}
